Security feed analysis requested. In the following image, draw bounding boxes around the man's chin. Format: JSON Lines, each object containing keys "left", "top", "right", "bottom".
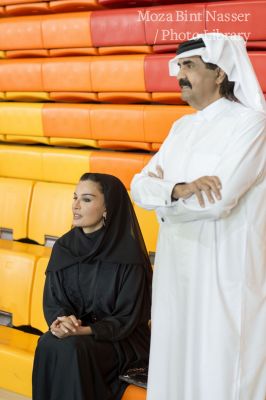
{"left": 180, "top": 91, "right": 192, "bottom": 105}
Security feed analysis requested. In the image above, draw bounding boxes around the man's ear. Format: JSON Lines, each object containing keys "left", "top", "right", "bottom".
{"left": 216, "top": 68, "right": 226, "bottom": 85}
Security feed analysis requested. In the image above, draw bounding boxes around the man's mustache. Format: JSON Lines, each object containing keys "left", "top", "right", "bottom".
{"left": 179, "top": 79, "right": 192, "bottom": 89}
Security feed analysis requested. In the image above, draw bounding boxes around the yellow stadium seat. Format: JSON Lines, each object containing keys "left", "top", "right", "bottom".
{"left": 0, "top": 145, "right": 91, "bottom": 184}
{"left": 0, "top": 239, "right": 49, "bottom": 326}
{"left": 0, "top": 102, "right": 43, "bottom": 136}
{"left": 28, "top": 182, "right": 75, "bottom": 244}
{"left": 0, "top": 178, "right": 33, "bottom": 240}
{"left": 0, "top": 326, "right": 38, "bottom": 397}
{"left": 30, "top": 256, "right": 50, "bottom": 333}
{"left": 4, "top": 91, "right": 50, "bottom": 101}
{"left": 5, "top": 135, "right": 50, "bottom": 145}
{"left": 133, "top": 203, "right": 159, "bottom": 255}
{"left": 42, "top": 147, "right": 91, "bottom": 184}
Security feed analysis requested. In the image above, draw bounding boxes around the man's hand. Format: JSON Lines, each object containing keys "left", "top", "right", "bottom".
{"left": 50, "top": 315, "right": 92, "bottom": 338}
{"left": 172, "top": 176, "right": 222, "bottom": 208}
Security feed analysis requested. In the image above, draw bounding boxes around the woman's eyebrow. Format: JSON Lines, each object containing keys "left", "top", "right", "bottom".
{"left": 73, "top": 192, "right": 96, "bottom": 197}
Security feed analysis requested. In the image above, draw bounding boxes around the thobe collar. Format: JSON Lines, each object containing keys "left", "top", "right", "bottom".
{"left": 195, "top": 97, "right": 232, "bottom": 122}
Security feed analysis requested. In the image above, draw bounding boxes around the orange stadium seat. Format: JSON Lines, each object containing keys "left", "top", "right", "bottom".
{"left": 91, "top": 54, "right": 149, "bottom": 101}
{"left": 91, "top": 104, "right": 147, "bottom": 146}
{"left": 43, "top": 103, "right": 91, "bottom": 137}
{"left": 42, "top": 12, "right": 93, "bottom": 49}
{"left": 144, "top": 104, "right": 193, "bottom": 143}
{"left": 89, "top": 150, "right": 151, "bottom": 190}
{"left": 0, "top": 59, "right": 43, "bottom": 91}
{"left": 122, "top": 384, "right": 146, "bottom": 400}
{"left": 49, "top": 47, "right": 98, "bottom": 56}
{"left": 0, "top": 15, "right": 43, "bottom": 51}
{"left": 42, "top": 57, "right": 93, "bottom": 92}
{"left": 28, "top": 181, "right": 74, "bottom": 244}
{"left": 5, "top": 2, "right": 49, "bottom": 16}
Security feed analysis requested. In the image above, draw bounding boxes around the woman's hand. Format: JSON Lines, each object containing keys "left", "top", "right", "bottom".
{"left": 50, "top": 315, "right": 93, "bottom": 338}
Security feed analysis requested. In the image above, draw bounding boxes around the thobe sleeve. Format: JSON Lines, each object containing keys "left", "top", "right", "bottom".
{"left": 131, "top": 120, "right": 182, "bottom": 209}
{"left": 43, "top": 272, "right": 75, "bottom": 327}
{"left": 155, "top": 113, "right": 265, "bottom": 222}
{"left": 90, "top": 264, "right": 149, "bottom": 342}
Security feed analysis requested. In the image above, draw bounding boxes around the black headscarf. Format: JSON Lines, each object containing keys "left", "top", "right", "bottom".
{"left": 46, "top": 173, "right": 151, "bottom": 272}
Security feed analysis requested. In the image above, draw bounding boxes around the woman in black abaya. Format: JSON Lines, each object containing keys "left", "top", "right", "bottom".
{"left": 32, "top": 173, "right": 152, "bottom": 400}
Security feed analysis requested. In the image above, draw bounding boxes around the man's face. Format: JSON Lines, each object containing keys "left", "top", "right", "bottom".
{"left": 177, "top": 56, "right": 222, "bottom": 110}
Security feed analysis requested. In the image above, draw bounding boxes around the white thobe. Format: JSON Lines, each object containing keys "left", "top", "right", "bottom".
{"left": 131, "top": 98, "right": 266, "bottom": 400}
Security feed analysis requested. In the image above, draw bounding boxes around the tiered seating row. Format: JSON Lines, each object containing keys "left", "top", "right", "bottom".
{"left": 0, "top": 103, "right": 192, "bottom": 150}
{"left": 0, "top": 2, "right": 266, "bottom": 54}
{"left": 0, "top": 145, "right": 158, "bottom": 252}
{"left": 0, "top": 53, "right": 265, "bottom": 104}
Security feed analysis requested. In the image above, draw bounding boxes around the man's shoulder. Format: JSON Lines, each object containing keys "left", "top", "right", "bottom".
{"left": 225, "top": 101, "right": 265, "bottom": 122}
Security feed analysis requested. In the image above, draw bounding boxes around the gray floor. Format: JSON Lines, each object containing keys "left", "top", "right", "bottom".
{"left": 0, "top": 389, "right": 31, "bottom": 400}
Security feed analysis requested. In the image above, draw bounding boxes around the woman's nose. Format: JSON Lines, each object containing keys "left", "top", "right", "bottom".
{"left": 73, "top": 199, "right": 81, "bottom": 209}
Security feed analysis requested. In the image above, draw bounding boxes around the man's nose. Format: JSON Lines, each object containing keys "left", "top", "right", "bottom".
{"left": 177, "top": 67, "right": 185, "bottom": 80}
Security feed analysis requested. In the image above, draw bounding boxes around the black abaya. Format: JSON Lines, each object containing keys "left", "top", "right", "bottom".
{"left": 32, "top": 174, "right": 152, "bottom": 400}
{"left": 33, "top": 259, "right": 150, "bottom": 400}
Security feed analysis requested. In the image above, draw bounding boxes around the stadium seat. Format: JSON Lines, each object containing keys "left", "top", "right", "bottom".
{"left": 122, "top": 384, "right": 146, "bottom": 400}
{"left": 143, "top": 104, "right": 193, "bottom": 143}
{"left": 205, "top": 1, "right": 266, "bottom": 41}
{"left": 43, "top": 57, "right": 93, "bottom": 92}
{"left": 91, "top": 8, "right": 146, "bottom": 47}
{"left": 42, "top": 12, "right": 93, "bottom": 49}
{"left": 30, "top": 256, "right": 50, "bottom": 333}
{"left": 0, "top": 15, "right": 43, "bottom": 51}
{"left": 89, "top": 151, "right": 151, "bottom": 190}
{"left": 0, "top": 326, "right": 39, "bottom": 396}
{"left": 0, "top": 178, "right": 33, "bottom": 240}
{"left": 0, "top": 102, "right": 43, "bottom": 136}
{"left": 28, "top": 181, "right": 74, "bottom": 244}
{"left": 0, "top": 239, "right": 49, "bottom": 325}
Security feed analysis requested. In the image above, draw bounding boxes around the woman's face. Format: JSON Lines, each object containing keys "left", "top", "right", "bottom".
{"left": 72, "top": 180, "right": 106, "bottom": 234}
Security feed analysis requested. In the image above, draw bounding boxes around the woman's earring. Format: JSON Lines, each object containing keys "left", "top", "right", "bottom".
{"left": 103, "top": 213, "right": 107, "bottom": 227}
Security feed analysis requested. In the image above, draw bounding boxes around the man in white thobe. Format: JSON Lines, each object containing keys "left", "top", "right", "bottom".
{"left": 131, "top": 33, "right": 266, "bottom": 400}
